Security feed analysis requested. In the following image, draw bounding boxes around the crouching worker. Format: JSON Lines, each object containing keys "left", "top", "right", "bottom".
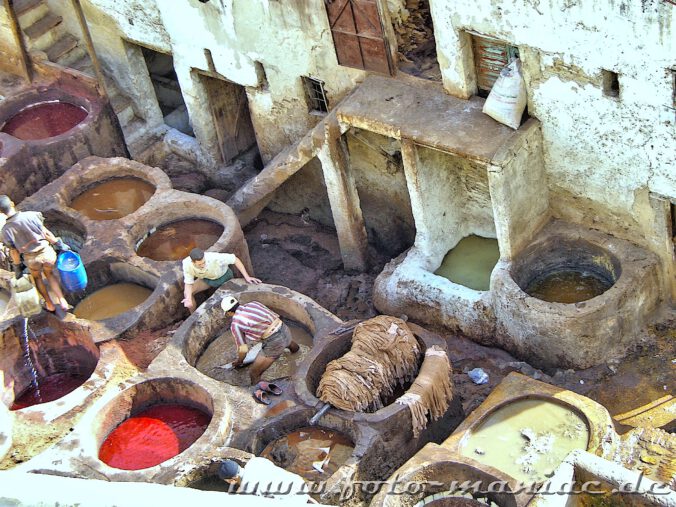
{"left": 221, "top": 296, "right": 300, "bottom": 398}
{"left": 0, "top": 195, "right": 70, "bottom": 313}
{"left": 182, "top": 248, "right": 261, "bottom": 313}
{"left": 217, "top": 458, "right": 313, "bottom": 504}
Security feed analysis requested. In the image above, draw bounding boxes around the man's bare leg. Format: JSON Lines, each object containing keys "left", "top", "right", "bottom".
{"left": 43, "top": 264, "right": 68, "bottom": 310}
{"left": 250, "top": 355, "right": 275, "bottom": 385}
{"left": 29, "top": 267, "right": 55, "bottom": 312}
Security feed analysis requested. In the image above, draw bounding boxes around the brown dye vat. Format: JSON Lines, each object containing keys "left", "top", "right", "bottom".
{"left": 136, "top": 219, "right": 223, "bottom": 261}
{"left": 525, "top": 270, "right": 612, "bottom": 303}
{"left": 73, "top": 283, "right": 152, "bottom": 321}
{"left": 260, "top": 426, "right": 354, "bottom": 483}
{"left": 1, "top": 101, "right": 87, "bottom": 140}
{"left": 70, "top": 178, "right": 155, "bottom": 220}
{"left": 196, "top": 320, "right": 313, "bottom": 385}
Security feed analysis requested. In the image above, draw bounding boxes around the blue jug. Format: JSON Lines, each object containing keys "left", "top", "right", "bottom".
{"left": 56, "top": 251, "right": 88, "bottom": 292}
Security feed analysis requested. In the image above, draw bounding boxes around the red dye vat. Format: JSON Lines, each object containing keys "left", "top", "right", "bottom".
{"left": 99, "top": 404, "right": 211, "bottom": 470}
{"left": 11, "top": 372, "right": 90, "bottom": 411}
{"left": 1, "top": 101, "right": 87, "bottom": 140}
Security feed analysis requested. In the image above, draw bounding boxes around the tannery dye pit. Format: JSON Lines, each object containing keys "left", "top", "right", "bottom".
{"left": 525, "top": 270, "right": 613, "bottom": 303}
{"left": 73, "top": 283, "right": 153, "bottom": 321}
{"left": 98, "top": 404, "right": 211, "bottom": 470}
{"left": 0, "top": 101, "right": 87, "bottom": 140}
{"left": 70, "top": 178, "right": 155, "bottom": 220}
{"left": 435, "top": 235, "right": 500, "bottom": 291}
{"left": 460, "top": 398, "right": 589, "bottom": 484}
{"left": 260, "top": 426, "right": 354, "bottom": 483}
{"left": 10, "top": 372, "right": 91, "bottom": 411}
{"left": 136, "top": 219, "right": 224, "bottom": 261}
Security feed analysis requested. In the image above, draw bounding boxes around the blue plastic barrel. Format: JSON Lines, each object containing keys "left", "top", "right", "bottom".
{"left": 56, "top": 251, "right": 88, "bottom": 292}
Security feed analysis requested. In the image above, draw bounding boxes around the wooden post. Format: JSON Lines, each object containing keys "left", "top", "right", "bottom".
{"left": 3, "top": 0, "right": 32, "bottom": 82}
{"left": 69, "top": 0, "right": 108, "bottom": 98}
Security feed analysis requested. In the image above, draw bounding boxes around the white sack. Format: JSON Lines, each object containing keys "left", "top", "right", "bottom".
{"left": 482, "top": 58, "right": 527, "bottom": 130}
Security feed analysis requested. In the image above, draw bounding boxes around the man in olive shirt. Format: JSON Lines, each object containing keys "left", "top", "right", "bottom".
{"left": 181, "top": 248, "right": 261, "bottom": 313}
{"left": 0, "top": 195, "right": 70, "bottom": 313}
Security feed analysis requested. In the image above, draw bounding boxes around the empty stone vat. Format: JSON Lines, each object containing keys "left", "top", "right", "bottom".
{"left": 94, "top": 378, "right": 214, "bottom": 472}
{"left": 491, "top": 221, "right": 662, "bottom": 369}
{"left": 43, "top": 209, "right": 87, "bottom": 251}
{"left": 180, "top": 283, "right": 341, "bottom": 387}
{"left": 0, "top": 313, "right": 99, "bottom": 411}
{"left": 0, "top": 85, "right": 127, "bottom": 204}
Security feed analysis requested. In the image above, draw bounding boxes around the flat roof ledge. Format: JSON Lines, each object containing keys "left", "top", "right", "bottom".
{"left": 336, "top": 75, "right": 531, "bottom": 164}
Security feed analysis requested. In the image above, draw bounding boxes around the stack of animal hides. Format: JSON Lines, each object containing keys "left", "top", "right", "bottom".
{"left": 396, "top": 345, "right": 454, "bottom": 437}
{"left": 317, "top": 315, "right": 420, "bottom": 412}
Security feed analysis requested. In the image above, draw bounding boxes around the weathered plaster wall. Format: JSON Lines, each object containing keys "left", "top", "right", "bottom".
{"left": 48, "top": 0, "right": 367, "bottom": 166}
{"left": 429, "top": 0, "right": 675, "bottom": 296}
{"left": 345, "top": 130, "right": 415, "bottom": 257}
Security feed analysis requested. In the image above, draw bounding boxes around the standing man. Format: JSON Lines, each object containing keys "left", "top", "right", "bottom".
{"left": 182, "top": 247, "right": 261, "bottom": 313}
{"left": 0, "top": 195, "right": 70, "bottom": 313}
{"left": 222, "top": 296, "right": 300, "bottom": 394}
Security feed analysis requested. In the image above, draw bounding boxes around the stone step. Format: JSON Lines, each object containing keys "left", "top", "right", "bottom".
{"left": 15, "top": 0, "right": 49, "bottom": 28}
{"left": 122, "top": 116, "right": 149, "bottom": 146}
{"left": 23, "top": 13, "right": 63, "bottom": 50}
{"left": 69, "top": 54, "right": 94, "bottom": 75}
{"left": 46, "top": 33, "right": 78, "bottom": 62}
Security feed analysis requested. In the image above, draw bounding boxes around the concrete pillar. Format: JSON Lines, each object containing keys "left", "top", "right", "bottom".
{"left": 318, "top": 122, "right": 369, "bottom": 272}
{"left": 400, "top": 139, "right": 432, "bottom": 254}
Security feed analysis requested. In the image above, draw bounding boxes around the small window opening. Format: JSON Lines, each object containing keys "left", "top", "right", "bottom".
{"left": 602, "top": 70, "right": 620, "bottom": 98}
{"left": 302, "top": 76, "right": 329, "bottom": 114}
{"left": 255, "top": 62, "right": 269, "bottom": 91}
{"left": 671, "top": 68, "right": 676, "bottom": 109}
{"left": 471, "top": 34, "right": 519, "bottom": 98}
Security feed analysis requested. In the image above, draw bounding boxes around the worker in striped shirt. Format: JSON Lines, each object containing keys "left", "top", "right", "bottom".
{"left": 221, "top": 296, "right": 299, "bottom": 386}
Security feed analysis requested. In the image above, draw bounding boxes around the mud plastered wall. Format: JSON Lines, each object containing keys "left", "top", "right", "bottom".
{"left": 48, "top": 0, "right": 367, "bottom": 166}
{"left": 430, "top": 0, "right": 675, "bottom": 296}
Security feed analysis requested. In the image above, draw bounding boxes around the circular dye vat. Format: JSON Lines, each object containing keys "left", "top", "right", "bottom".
{"left": 525, "top": 270, "right": 612, "bottom": 303}
{"left": 1, "top": 101, "right": 87, "bottom": 140}
{"left": 73, "top": 283, "right": 152, "bottom": 321}
{"left": 188, "top": 475, "right": 233, "bottom": 493}
{"left": 99, "top": 403, "right": 211, "bottom": 470}
{"left": 11, "top": 372, "right": 90, "bottom": 411}
{"left": 136, "top": 219, "right": 224, "bottom": 261}
{"left": 260, "top": 426, "right": 354, "bottom": 482}
{"left": 70, "top": 178, "right": 155, "bottom": 220}
{"left": 460, "top": 399, "right": 589, "bottom": 484}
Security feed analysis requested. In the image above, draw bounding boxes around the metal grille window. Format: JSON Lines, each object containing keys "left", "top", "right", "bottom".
{"left": 471, "top": 34, "right": 519, "bottom": 97}
{"left": 302, "top": 76, "right": 329, "bottom": 113}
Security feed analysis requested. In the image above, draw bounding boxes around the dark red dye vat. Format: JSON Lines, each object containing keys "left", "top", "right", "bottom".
{"left": 99, "top": 404, "right": 211, "bottom": 470}
{"left": 11, "top": 372, "right": 90, "bottom": 411}
{"left": 1, "top": 101, "right": 87, "bottom": 140}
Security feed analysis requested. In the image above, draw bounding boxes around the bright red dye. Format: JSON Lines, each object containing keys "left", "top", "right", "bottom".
{"left": 98, "top": 404, "right": 211, "bottom": 470}
{"left": 1, "top": 102, "right": 87, "bottom": 140}
{"left": 11, "top": 373, "right": 89, "bottom": 411}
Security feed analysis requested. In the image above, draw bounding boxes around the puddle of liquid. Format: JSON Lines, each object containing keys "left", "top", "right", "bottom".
{"left": 99, "top": 403, "right": 211, "bottom": 470}
{"left": 136, "top": 219, "right": 223, "bottom": 261}
{"left": 460, "top": 399, "right": 589, "bottom": 484}
{"left": 10, "top": 372, "right": 90, "bottom": 410}
{"left": 187, "top": 475, "right": 233, "bottom": 493}
{"left": 196, "top": 319, "right": 313, "bottom": 386}
{"left": 1, "top": 102, "right": 88, "bottom": 140}
{"left": 0, "top": 290, "right": 9, "bottom": 316}
{"left": 526, "top": 270, "right": 612, "bottom": 303}
{"left": 435, "top": 235, "right": 500, "bottom": 291}
{"left": 70, "top": 178, "right": 155, "bottom": 220}
{"left": 73, "top": 283, "right": 152, "bottom": 321}
{"left": 260, "top": 426, "right": 354, "bottom": 483}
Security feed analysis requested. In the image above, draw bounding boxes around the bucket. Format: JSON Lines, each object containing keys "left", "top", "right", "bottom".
{"left": 56, "top": 251, "right": 87, "bottom": 292}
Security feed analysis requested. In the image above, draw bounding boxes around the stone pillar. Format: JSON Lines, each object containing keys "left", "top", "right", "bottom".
{"left": 318, "top": 122, "right": 369, "bottom": 272}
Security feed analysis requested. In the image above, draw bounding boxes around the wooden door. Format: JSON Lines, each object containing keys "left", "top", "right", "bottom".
{"left": 203, "top": 76, "right": 257, "bottom": 164}
{"left": 326, "top": 0, "right": 393, "bottom": 75}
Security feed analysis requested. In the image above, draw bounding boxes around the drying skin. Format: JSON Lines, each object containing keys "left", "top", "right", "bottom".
{"left": 396, "top": 346, "right": 454, "bottom": 438}
{"left": 317, "top": 316, "right": 420, "bottom": 412}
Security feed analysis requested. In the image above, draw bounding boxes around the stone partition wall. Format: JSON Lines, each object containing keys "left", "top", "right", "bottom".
{"left": 0, "top": 83, "right": 127, "bottom": 204}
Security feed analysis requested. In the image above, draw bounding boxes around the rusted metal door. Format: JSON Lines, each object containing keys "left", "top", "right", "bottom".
{"left": 325, "top": 0, "right": 393, "bottom": 75}
{"left": 203, "top": 75, "right": 257, "bottom": 164}
{"left": 472, "top": 34, "right": 519, "bottom": 96}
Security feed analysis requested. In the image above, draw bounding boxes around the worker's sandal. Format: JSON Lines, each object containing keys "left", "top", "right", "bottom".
{"left": 256, "top": 381, "right": 282, "bottom": 395}
{"left": 252, "top": 389, "right": 271, "bottom": 405}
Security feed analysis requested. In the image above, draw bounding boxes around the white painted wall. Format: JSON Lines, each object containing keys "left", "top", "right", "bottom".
{"left": 429, "top": 0, "right": 676, "bottom": 247}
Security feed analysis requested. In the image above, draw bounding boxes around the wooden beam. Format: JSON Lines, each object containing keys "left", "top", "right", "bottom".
{"left": 69, "top": 0, "right": 108, "bottom": 98}
{"left": 3, "top": 0, "right": 32, "bottom": 82}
